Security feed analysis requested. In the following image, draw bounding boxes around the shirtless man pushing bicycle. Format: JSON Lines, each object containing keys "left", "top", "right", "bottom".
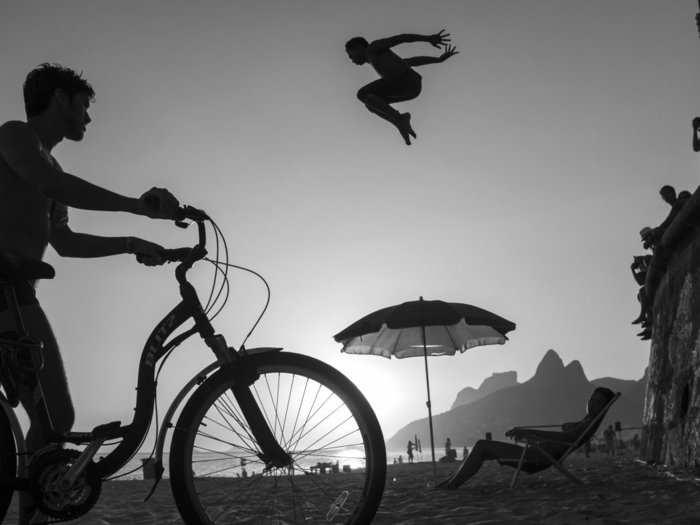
{"left": 345, "top": 29, "right": 458, "bottom": 145}
{"left": 0, "top": 63, "right": 181, "bottom": 524}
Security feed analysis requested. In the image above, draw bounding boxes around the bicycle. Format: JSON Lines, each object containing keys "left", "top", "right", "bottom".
{"left": 0, "top": 205, "right": 386, "bottom": 524}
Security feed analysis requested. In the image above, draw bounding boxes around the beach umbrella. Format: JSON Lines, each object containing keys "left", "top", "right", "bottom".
{"left": 334, "top": 297, "right": 516, "bottom": 475}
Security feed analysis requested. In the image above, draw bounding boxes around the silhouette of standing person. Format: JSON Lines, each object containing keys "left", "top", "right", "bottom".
{"left": 0, "top": 63, "right": 180, "bottom": 524}
{"left": 603, "top": 425, "right": 616, "bottom": 456}
{"left": 407, "top": 440, "right": 414, "bottom": 463}
{"left": 345, "top": 29, "right": 458, "bottom": 145}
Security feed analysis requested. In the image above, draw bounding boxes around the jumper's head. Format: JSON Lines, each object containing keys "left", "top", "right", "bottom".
{"left": 24, "top": 63, "right": 94, "bottom": 141}
{"left": 659, "top": 185, "right": 677, "bottom": 206}
{"left": 345, "top": 37, "right": 369, "bottom": 65}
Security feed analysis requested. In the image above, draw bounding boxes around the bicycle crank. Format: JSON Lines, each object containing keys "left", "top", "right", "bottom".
{"left": 29, "top": 448, "right": 101, "bottom": 520}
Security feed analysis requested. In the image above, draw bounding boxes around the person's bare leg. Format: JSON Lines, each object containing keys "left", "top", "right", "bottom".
{"left": 436, "top": 440, "right": 526, "bottom": 489}
{"left": 362, "top": 94, "right": 414, "bottom": 145}
{"left": 16, "top": 305, "right": 74, "bottom": 525}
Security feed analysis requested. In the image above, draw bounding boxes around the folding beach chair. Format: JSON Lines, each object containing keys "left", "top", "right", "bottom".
{"left": 507, "top": 391, "right": 621, "bottom": 488}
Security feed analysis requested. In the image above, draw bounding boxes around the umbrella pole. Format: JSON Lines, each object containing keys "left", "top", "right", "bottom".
{"left": 422, "top": 323, "right": 437, "bottom": 478}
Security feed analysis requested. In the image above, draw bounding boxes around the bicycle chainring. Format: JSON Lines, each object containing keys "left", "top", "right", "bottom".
{"left": 29, "top": 448, "right": 101, "bottom": 520}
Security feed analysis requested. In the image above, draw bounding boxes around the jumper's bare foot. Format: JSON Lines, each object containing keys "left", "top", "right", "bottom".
{"left": 402, "top": 113, "right": 417, "bottom": 138}
{"left": 398, "top": 126, "right": 412, "bottom": 145}
{"left": 397, "top": 113, "right": 416, "bottom": 145}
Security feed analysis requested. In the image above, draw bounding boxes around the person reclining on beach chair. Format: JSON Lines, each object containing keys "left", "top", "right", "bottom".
{"left": 437, "top": 387, "right": 619, "bottom": 490}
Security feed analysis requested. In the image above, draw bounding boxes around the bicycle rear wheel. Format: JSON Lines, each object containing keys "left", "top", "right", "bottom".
{"left": 170, "top": 351, "right": 386, "bottom": 524}
{"left": 0, "top": 405, "right": 16, "bottom": 523}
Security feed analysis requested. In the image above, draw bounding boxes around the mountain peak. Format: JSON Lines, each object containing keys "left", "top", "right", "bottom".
{"left": 564, "top": 359, "right": 589, "bottom": 383}
{"left": 533, "top": 349, "right": 564, "bottom": 379}
{"left": 450, "top": 370, "right": 518, "bottom": 409}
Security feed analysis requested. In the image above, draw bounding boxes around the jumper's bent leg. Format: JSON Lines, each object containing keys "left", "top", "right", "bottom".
{"left": 358, "top": 90, "right": 415, "bottom": 145}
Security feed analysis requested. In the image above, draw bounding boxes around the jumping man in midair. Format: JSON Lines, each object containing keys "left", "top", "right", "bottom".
{"left": 345, "top": 29, "right": 457, "bottom": 145}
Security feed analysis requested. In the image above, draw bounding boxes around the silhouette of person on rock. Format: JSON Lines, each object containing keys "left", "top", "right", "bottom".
{"left": 345, "top": 29, "right": 457, "bottom": 145}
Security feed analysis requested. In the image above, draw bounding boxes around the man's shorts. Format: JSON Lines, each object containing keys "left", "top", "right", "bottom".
{"left": 359, "top": 71, "right": 423, "bottom": 104}
{"left": 0, "top": 279, "right": 38, "bottom": 311}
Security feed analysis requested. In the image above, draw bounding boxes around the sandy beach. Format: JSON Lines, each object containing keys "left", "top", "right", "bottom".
{"left": 4, "top": 452, "right": 700, "bottom": 524}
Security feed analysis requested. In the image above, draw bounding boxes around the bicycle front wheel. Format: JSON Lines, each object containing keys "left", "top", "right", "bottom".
{"left": 170, "top": 351, "right": 386, "bottom": 525}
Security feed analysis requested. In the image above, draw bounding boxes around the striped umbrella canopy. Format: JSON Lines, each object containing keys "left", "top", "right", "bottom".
{"left": 333, "top": 297, "right": 516, "bottom": 475}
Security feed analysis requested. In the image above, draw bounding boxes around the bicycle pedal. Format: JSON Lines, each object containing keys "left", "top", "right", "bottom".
{"left": 92, "top": 420, "right": 122, "bottom": 439}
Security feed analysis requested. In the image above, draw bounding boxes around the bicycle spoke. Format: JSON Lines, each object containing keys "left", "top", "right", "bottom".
{"left": 202, "top": 412, "right": 254, "bottom": 452}
{"left": 191, "top": 444, "right": 255, "bottom": 462}
{"left": 260, "top": 372, "right": 290, "bottom": 447}
{"left": 288, "top": 402, "right": 354, "bottom": 453}
{"left": 195, "top": 428, "right": 244, "bottom": 451}
{"left": 250, "top": 381, "right": 277, "bottom": 443}
{"left": 281, "top": 373, "right": 295, "bottom": 449}
{"left": 287, "top": 381, "right": 324, "bottom": 453}
{"left": 287, "top": 375, "right": 310, "bottom": 451}
{"left": 293, "top": 414, "right": 357, "bottom": 461}
{"left": 215, "top": 393, "right": 258, "bottom": 451}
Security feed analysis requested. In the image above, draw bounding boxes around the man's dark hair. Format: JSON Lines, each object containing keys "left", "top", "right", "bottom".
{"left": 23, "top": 63, "right": 95, "bottom": 118}
{"left": 345, "top": 37, "right": 368, "bottom": 50}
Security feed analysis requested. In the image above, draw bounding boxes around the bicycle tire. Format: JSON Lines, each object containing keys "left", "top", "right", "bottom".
{"left": 0, "top": 406, "right": 16, "bottom": 523}
{"left": 169, "top": 351, "right": 386, "bottom": 524}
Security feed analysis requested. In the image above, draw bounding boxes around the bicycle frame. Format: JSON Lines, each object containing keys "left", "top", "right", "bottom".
{"left": 3, "top": 212, "right": 290, "bottom": 488}
{"left": 91, "top": 299, "right": 203, "bottom": 478}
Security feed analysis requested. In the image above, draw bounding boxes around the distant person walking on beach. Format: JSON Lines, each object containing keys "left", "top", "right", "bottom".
{"left": 604, "top": 425, "right": 616, "bottom": 456}
{"left": 345, "top": 29, "right": 458, "bottom": 145}
{"left": 631, "top": 433, "right": 641, "bottom": 451}
{"left": 407, "top": 440, "right": 414, "bottom": 463}
{"left": 437, "top": 388, "right": 616, "bottom": 489}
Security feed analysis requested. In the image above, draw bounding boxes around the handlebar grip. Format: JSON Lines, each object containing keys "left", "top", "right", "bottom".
{"left": 162, "top": 247, "right": 193, "bottom": 263}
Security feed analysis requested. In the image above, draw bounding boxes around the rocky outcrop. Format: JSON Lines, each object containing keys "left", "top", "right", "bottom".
{"left": 450, "top": 371, "right": 518, "bottom": 409}
{"left": 641, "top": 188, "right": 700, "bottom": 467}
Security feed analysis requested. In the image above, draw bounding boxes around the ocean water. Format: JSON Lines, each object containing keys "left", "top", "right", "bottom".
{"left": 109, "top": 447, "right": 468, "bottom": 481}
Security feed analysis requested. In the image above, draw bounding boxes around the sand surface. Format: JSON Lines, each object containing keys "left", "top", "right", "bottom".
{"left": 4, "top": 452, "right": 700, "bottom": 524}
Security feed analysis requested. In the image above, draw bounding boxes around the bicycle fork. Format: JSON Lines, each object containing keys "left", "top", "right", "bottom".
{"left": 206, "top": 334, "right": 292, "bottom": 469}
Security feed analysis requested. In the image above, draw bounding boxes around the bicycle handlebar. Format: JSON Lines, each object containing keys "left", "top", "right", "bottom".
{"left": 173, "top": 205, "right": 209, "bottom": 224}
{"left": 162, "top": 247, "right": 193, "bottom": 263}
{"left": 160, "top": 205, "right": 210, "bottom": 266}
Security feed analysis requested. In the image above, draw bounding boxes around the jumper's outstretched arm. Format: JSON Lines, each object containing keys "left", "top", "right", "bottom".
{"left": 369, "top": 29, "right": 451, "bottom": 52}
{"left": 405, "top": 45, "right": 459, "bottom": 67}
{"left": 405, "top": 56, "right": 442, "bottom": 67}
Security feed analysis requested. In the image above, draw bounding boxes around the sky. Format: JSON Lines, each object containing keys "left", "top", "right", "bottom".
{"left": 1, "top": 0, "right": 699, "bottom": 444}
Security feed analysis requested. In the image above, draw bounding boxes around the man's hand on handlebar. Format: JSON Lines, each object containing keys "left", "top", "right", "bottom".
{"left": 138, "top": 187, "right": 181, "bottom": 219}
{"left": 126, "top": 237, "right": 168, "bottom": 266}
